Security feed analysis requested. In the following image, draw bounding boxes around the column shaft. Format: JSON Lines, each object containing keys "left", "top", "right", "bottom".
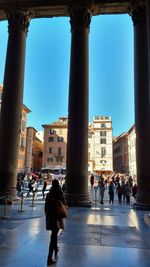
{"left": 132, "top": 5, "right": 150, "bottom": 209}
{"left": 0, "top": 11, "right": 30, "bottom": 196}
{"left": 65, "top": 8, "right": 92, "bottom": 206}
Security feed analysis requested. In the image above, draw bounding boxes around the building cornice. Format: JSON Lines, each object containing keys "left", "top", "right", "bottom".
{"left": 89, "top": 127, "right": 113, "bottom": 131}
{"left": 23, "top": 104, "right": 31, "bottom": 113}
{"left": 42, "top": 124, "right": 67, "bottom": 128}
{"left": 27, "top": 126, "right": 37, "bottom": 132}
{"left": 0, "top": 1, "right": 135, "bottom": 20}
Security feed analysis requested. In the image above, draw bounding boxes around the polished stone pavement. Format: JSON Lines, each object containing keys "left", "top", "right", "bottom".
{"left": 0, "top": 188, "right": 150, "bottom": 267}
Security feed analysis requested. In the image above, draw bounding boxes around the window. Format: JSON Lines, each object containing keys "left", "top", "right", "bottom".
{"left": 20, "top": 137, "right": 25, "bottom": 149}
{"left": 88, "top": 143, "right": 90, "bottom": 148}
{"left": 50, "top": 129, "right": 54, "bottom": 134}
{"left": 58, "top": 147, "right": 61, "bottom": 154}
{"left": 48, "top": 137, "right": 54, "bottom": 142}
{"left": 49, "top": 147, "right": 52, "bottom": 154}
{"left": 100, "top": 139, "right": 106, "bottom": 144}
{"left": 47, "top": 158, "right": 53, "bottom": 162}
{"left": 100, "top": 160, "right": 106, "bottom": 164}
{"left": 21, "top": 120, "right": 26, "bottom": 132}
{"left": 100, "top": 131, "right": 106, "bottom": 137}
{"left": 101, "top": 123, "right": 106, "bottom": 128}
{"left": 101, "top": 147, "right": 106, "bottom": 158}
{"left": 59, "top": 129, "right": 62, "bottom": 135}
{"left": 58, "top": 137, "right": 63, "bottom": 142}
{"left": 18, "top": 154, "right": 24, "bottom": 160}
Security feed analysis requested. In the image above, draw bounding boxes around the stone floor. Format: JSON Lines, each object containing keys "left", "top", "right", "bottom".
{"left": 0, "top": 188, "right": 150, "bottom": 267}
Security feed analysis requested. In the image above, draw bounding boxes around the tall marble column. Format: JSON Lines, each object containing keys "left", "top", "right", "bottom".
{"left": 65, "top": 7, "right": 92, "bottom": 206}
{"left": 0, "top": 10, "right": 31, "bottom": 197}
{"left": 132, "top": 4, "right": 150, "bottom": 209}
{"left": 146, "top": 1, "right": 150, "bottom": 83}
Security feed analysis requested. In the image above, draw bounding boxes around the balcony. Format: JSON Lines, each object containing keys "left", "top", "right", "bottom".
{"left": 53, "top": 152, "right": 65, "bottom": 158}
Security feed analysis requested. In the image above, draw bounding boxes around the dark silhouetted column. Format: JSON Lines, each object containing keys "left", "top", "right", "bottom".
{"left": 132, "top": 5, "right": 150, "bottom": 209}
{"left": 65, "top": 7, "right": 92, "bottom": 206}
{"left": 0, "top": 10, "right": 31, "bottom": 197}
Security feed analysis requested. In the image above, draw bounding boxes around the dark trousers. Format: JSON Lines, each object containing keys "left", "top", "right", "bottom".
{"left": 109, "top": 192, "right": 114, "bottom": 204}
{"left": 48, "top": 228, "right": 59, "bottom": 260}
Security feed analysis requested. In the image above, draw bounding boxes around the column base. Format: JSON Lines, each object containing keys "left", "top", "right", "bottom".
{"left": 132, "top": 196, "right": 150, "bottom": 210}
{"left": 0, "top": 187, "right": 19, "bottom": 205}
{"left": 64, "top": 192, "right": 92, "bottom": 207}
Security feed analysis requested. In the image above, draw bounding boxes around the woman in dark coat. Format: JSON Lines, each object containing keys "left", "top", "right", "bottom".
{"left": 45, "top": 179, "right": 66, "bottom": 265}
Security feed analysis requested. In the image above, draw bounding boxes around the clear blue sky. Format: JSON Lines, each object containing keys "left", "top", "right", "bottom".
{"left": 0, "top": 14, "right": 134, "bottom": 137}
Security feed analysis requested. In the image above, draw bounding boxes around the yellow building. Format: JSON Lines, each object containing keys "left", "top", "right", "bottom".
{"left": 18, "top": 105, "right": 31, "bottom": 173}
{"left": 25, "top": 127, "right": 44, "bottom": 173}
{"left": 0, "top": 85, "right": 2, "bottom": 98}
{"left": 0, "top": 85, "right": 31, "bottom": 173}
{"left": 42, "top": 117, "right": 67, "bottom": 169}
{"left": 42, "top": 116, "right": 113, "bottom": 174}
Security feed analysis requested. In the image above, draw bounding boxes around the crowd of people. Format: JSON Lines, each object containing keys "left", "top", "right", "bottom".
{"left": 90, "top": 173, "right": 137, "bottom": 205}
{"left": 16, "top": 171, "right": 137, "bottom": 206}
{"left": 16, "top": 172, "right": 138, "bottom": 266}
{"left": 16, "top": 172, "right": 66, "bottom": 199}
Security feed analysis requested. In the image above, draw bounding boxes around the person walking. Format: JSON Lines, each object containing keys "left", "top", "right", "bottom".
{"left": 45, "top": 179, "right": 66, "bottom": 265}
{"left": 90, "top": 174, "right": 94, "bottom": 189}
{"left": 117, "top": 183, "right": 123, "bottom": 205}
{"left": 124, "top": 183, "right": 131, "bottom": 205}
{"left": 98, "top": 179, "right": 105, "bottom": 204}
{"left": 132, "top": 183, "right": 137, "bottom": 198}
{"left": 108, "top": 181, "right": 115, "bottom": 204}
{"left": 42, "top": 179, "right": 47, "bottom": 199}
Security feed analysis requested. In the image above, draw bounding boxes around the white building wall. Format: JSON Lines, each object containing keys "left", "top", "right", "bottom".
{"left": 128, "top": 126, "right": 137, "bottom": 176}
{"left": 88, "top": 116, "right": 113, "bottom": 173}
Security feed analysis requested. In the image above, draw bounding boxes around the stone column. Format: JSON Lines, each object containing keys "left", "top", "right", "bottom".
{"left": 65, "top": 7, "right": 92, "bottom": 206}
{"left": 132, "top": 4, "right": 150, "bottom": 209}
{"left": 147, "top": 1, "right": 150, "bottom": 78}
{"left": 0, "top": 10, "right": 31, "bottom": 197}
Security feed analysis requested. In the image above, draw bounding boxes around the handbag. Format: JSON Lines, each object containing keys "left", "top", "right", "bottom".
{"left": 55, "top": 200, "right": 67, "bottom": 218}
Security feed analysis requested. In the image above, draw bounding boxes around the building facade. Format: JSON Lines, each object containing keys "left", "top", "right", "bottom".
{"left": 25, "top": 127, "right": 44, "bottom": 173}
{"left": 0, "top": 85, "right": 2, "bottom": 102}
{"left": 42, "top": 116, "right": 113, "bottom": 173}
{"left": 88, "top": 116, "right": 113, "bottom": 174}
{"left": 42, "top": 117, "right": 67, "bottom": 169}
{"left": 113, "top": 125, "right": 137, "bottom": 176}
{"left": 0, "top": 1, "right": 149, "bottom": 207}
{"left": 128, "top": 125, "right": 136, "bottom": 176}
{"left": 0, "top": 85, "right": 31, "bottom": 173}
{"left": 18, "top": 105, "right": 31, "bottom": 173}
{"left": 113, "top": 132, "right": 129, "bottom": 174}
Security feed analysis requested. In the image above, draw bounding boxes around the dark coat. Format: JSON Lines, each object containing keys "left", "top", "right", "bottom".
{"left": 45, "top": 185, "right": 65, "bottom": 230}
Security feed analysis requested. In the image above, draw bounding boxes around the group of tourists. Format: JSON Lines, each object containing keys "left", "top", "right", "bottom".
{"left": 16, "top": 174, "right": 42, "bottom": 197}
{"left": 16, "top": 172, "right": 66, "bottom": 200}
{"left": 90, "top": 173, "right": 137, "bottom": 205}
{"left": 16, "top": 171, "right": 138, "bottom": 266}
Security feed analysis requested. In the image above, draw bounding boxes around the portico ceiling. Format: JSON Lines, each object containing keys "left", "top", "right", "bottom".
{"left": 0, "top": 0, "right": 141, "bottom": 20}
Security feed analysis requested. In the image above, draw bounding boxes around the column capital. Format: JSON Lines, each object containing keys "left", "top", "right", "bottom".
{"left": 128, "top": 1, "right": 146, "bottom": 25}
{"left": 6, "top": 10, "right": 32, "bottom": 35}
{"left": 69, "top": 7, "right": 92, "bottom": 31}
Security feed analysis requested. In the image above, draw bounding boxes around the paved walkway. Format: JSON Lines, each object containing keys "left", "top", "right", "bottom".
{"left": 0, "top": 188, "right": 150, "bottom": 267}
